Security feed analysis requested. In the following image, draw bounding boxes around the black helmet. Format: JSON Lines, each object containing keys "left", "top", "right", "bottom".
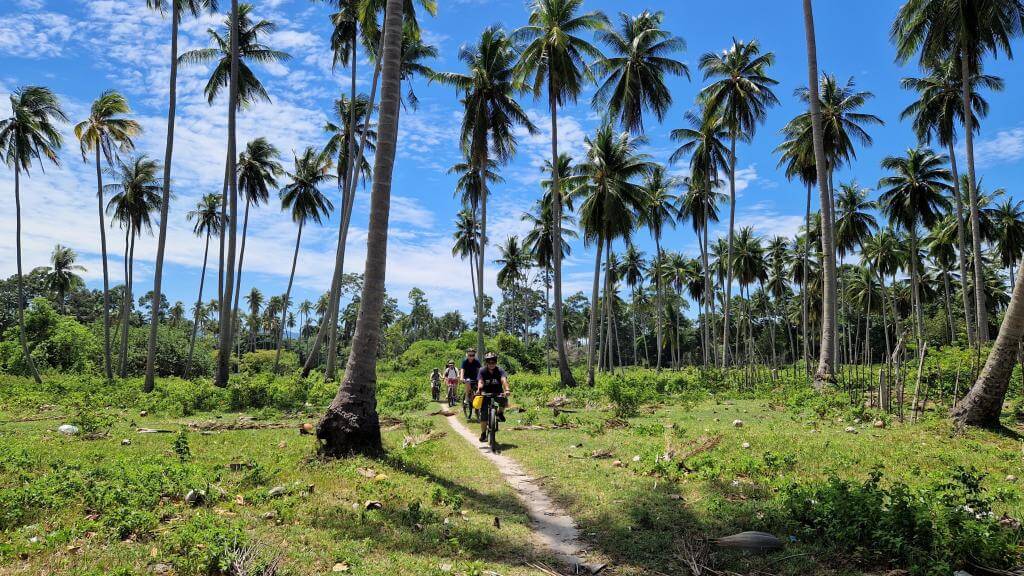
{"left": 484, "top": 352, "right": 498, "bottom": 362}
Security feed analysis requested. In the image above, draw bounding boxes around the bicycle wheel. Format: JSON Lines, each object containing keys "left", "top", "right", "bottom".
{"left": 463, "top": 392, "right": 472, "bottom": 420}
{"left": 488, "top": 406, "right": 498, "bottom": 452}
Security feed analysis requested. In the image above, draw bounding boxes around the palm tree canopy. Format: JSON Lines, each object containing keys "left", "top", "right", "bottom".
{"left": 279, "top": 147, "right": 336, "bottom": 225}
{"left": 178, "top": 3, "right": 291, "bottom": 107}
{"left": 592, "top": 10, "right": 689, "bottom": 134}
{"left": 578, "top": 124, "right": 655, "bottom": 244}
{"left": 619, "top": 243, "right": 647, "bottom": 289}
{"left": 452, "top": 208, "right": 481, "bottom": 260}
{"left": 0, "top": 86, "right": 68, "bottom": 173}
{"left": 892, "top": 0, "right": 1024, "bottom": 69}
{"left": 496, "top": 235, "right": 530, "bottom": 290}
{"left": 146, "top": 0, "right": 219, "bottom": 23}
{"left": 834, "top": 182, "right": 878, "bottom": 256}
{"left": 878, "top": 147, "right": 953, "bottom": 232}
{"left": 73, "top": 90, "right": 141, "bottom": 167}
{"left": 512, "top": 0, "right": 609, "bottom": 106}
{"left": 47, "top": 244, "right": 86, "bottom": 296}
{"left": 670, "top": 108, "right": 729, "bottom": 184}
{"left": 993, "top": 197, "right": 1024, "bottom": 269}
{"left": 522, "top": 198, "right": 576, "bottom": 269}
{"left": 323, "top": 94, "right": 377, "bottom": 184}
{"left": 540, "top": 152, "right": 587, "bottom": 212}
{"left": 237, "top": 137, "right": 284, "bottom": 207}
{"left": 676, "top": 174, "right": 726, "bottom": 235}
{"left": 639, "top": 165, "right": 681, "bottom": 240}
{"left": 900, "top": 56, "right": 1003, "bottom": 146}
{"left": 187, "top": 193, "right": 226, "bottom": 238}
{"left": 792, "top": 74, "right": 884, "bottom": 170}
{"left": 697, "top": 38, "right": 779, "bottom": 138}
{"left": 105, "top": 155, "right": 163, "bottom": 236}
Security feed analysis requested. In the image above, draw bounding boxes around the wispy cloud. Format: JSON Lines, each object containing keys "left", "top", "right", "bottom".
{"left": 966, "top": 126, "right": 1024, "bottom": 168}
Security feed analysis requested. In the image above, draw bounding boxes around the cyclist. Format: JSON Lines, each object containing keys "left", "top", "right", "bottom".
{"left": 460, "top": 348, "right": 481, "bottom": 415}
{"left": 429, "top": 368, "right": 441, "bottom": 401}
{"left": 443, "top": 361, "right": 459, "bottom": 402}
{"left": 476, "top": 351, "right": 509, "bottom": 442}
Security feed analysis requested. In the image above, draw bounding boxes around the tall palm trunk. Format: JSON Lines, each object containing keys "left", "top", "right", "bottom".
{"left": 548, "top": 79, "right": 576, "bottom": 387}
{"left": 702, "top": 223, "right": 714, "bottom": 367}
{"left": 545, "top": 273, "right": 552, "bottom": 374}
{"left": 909, "top": 230, "right": 924, "bottom": 351}
{"left": 952, "top": 261, "right": 1024, "bottom": 426}
{"left": 216, "top": 0, "right": 242, "bottom": 387}
{"left": 476, "top": 161, "right": 488, "bottom": 356}
{"left": 144, "top": 2, "right": 180, "bottom": 392}
{"left": 654, "top": 233, "right": 664, "bottom": 370}
{"left": 960, "top": 51, "right": 987, "bottom": 344}
{"left": 230, "top": 198, "right": 252, "bottom": 365}
{"left": 274, "top": 221, "right": 303, "bottom": 373}
{"left": 185, "top": 231, "right": 212, "bottom": 377}
{"left": 317, "top": 0, "right": 403, "bottom": 456}
{"left": 604, "top": 239, "right": 615, "bottom": 373}
{"left": 722, "top": 132, "right": 737, "bottom": 366}
{"left": 803, "top": 0, "right": 836, "bottom": 388}
{"left": 120, "top": 231, "right": 135, "bottom": 378}
{"left": 630, "top": 287, "right": 639, "bottom": 366}
{"left": 802, "top": 182, "right": 811, "bottom": 376}
{"left": 13, "top": 161, "right": 42, "bottom": 383}
{"left": 586, "top": 238, "right": 604, "bottom": 386}
{"left": 942, "top": 266, "right": 955, "bottom": 344}
{"left": 95, "top": 146, "right": 113, "bottom": 380}
{"left": 948, "top": 143, "right": 975, "bottom": 346}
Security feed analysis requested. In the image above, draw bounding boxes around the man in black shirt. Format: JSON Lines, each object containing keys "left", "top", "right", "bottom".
{"left": 460, "top": 348, "right": 481, "bottom": 417}
{"left": 476, "top": 351, "right": 509, "bottom": 442}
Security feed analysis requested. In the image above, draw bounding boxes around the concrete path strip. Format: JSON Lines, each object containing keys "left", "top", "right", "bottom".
{"left": 437, "top": 404, "right": 607, "bottom": 575}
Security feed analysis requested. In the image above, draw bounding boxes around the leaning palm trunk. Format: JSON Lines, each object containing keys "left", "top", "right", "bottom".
{"left": 909, "top": 231, "right": 925, "bottom": 350}
{"left": 273, "top": 222, "right": 303, "bottom": 373}
{"left": 13, "top": 162, "right": 42, "bottom": 383}
{"left": 952, "top": 236, "right": 1024, "bottom": 426}
{"left": 94, "top": 146, "right": 113, "bottom": 381}
{"left": 586, "top": 238, "right": 604, "bottom": 386}
{"left": 143, "top": 2, "right": 181, "bottom": 392}
{"left": 948, "top": 143, "right": 975, "bottom": 346}
{"left": 960, "top": 52, "right": 987, "bottom": 344}
{"left": 548, "top": 79, "right": 576, "bottom": 387}
{"left": 215, "top": 0, "right": 242, "bottom": 387}
{"left": 317, "top": 0, "right": 403, "bottom": 457}
{"left": 185, "top": 231, "right": 211, "bottom": 378}
{"left": 803, "top": 0, "right": 836, "bottom": 389}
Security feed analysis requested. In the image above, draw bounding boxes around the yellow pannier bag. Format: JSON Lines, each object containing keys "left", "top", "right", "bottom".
{"left": 472, "top": 394, "right": 484, "bottom": 410}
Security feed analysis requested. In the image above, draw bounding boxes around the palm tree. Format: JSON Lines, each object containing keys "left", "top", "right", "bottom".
{"left": 733, "top": 227, "right": 766, "bottom": 367}
{"left": 672, "top": 108, "right": 729, "bottom": 367}
{"left": 878, "top": 148, "right": 953, "bottom": 351}
{"left": 274, "top": 148, "right": 335, "bottom": 373}
{"left": 893, "top": 0, "right": 1024, "bottom": 348}
{"left": 900, "top": 58, "right": 1004, "bottom": 345}
{"left": 246, "top": 287, "right": 263, "bottom": 351}
{"left": 1, "top": 86, "right": 67, "bottom": 383}
{"left": 433, "top": 26, "right": 536, "bottom": 359}
{"left": 698, "top": 38, "right": 778, "bottom": 366}
{"left": 184, "top": 194, "right": 224, "bottom": 377}
{"left": 638, "top": 165, "right": 680, "bottom": 369}
{"left": 229, "top": 137, "right": 283, "bottom": 343}
{"left": 496, "top": 236, "right": 530, "bottom": 339}
{"left": 319, "top": 0, "right": 405, "bottom": 456}
{"left": 74, "top": 90, "right": 142, "bottom": 380}
{"left": 835, "top": 182, "right": 878, "bottom": 363}
{"left": 452, "top": 208, "right": 482, "bottom": 310}
{"left": 514, "top": 0, "right": 607, "bottom": 387}
{"left": 578, "top": 124, "right": 653, "bottom": 386}
{"left": 993, "top": 198, "right": 1024, "bottom": 287}
{"left": 106, "top": 155, "right": 162, "bottom": 378}
{"left": 619, "top": 243, "right": 646, "bottom": 366}
{"left": 143, "top": 0, "right": 218, "bottom": 392}
{"left": 523, "top": 193, "right": 576, "bottom": 372}
{"left": 47, "top": 245, "right": 86, "bottom": 314}
{"left": 592, "top": 10, "right": 688, "bottom": 134}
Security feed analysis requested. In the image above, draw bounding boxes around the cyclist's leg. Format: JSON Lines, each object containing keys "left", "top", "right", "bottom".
{"left": 479, "top": 397, "right": 490, "bottom": 439}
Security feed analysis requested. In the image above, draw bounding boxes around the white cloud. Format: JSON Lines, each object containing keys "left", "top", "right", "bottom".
{"left": 0, "top": 12, "right": 75, "bottom": 58}
{"left": 967, "top": 126, "right": 1024, "bottom": 168}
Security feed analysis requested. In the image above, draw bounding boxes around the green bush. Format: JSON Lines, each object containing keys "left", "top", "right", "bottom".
{"left": 228, "top": 373, "right": 311, "bottom": 412}
{"left": 392, "top": 339, "right": 460, "bottom": 374}
{"left": 0, "top": 299, "right": 99, "bottom": 375}
{"left": 123, "top": 324, "right": 214, "bottom": 378}
{"left": 783, "top": 466, "right": 1020, "bottom": 575}
{"left": 239, "top": 349, "right": 298, "bottom": 375}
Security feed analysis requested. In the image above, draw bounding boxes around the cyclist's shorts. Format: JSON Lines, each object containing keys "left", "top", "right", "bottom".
{"left": 479, "top": 396, "right": 507, "bottom": 421}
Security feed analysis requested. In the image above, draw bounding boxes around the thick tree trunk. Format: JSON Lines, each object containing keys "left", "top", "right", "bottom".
{"left": 185, "top": 232, "right": 211, "bottom": 378}
{"left": 144, "top": 5, "right": 179, "bottom": 392}
{"left": 13, "top": 162, "right": 42, "bottom": 383}
{"left": 215, "top": 0, "right": 242, "bottom": 387}
{"left": 586, "top": 239, "right": 604, "bottom": 387}
{"left": 803, "top": 0, "right": 836, "bottom": 389}
{"left": 317, "top": 0, "right": 403, "bottom": 457}
{"left": 952, "top": 261, "right": 1024, "bottom": 426}
{"left": 548, "top": 82, "right": 576, "bottom": 387}
{"left": 95, "top": 146, "right": 113, "bottom": 381}
{"left": 961, "top": 52, "right": 987, "bottom": 343}
{"left": 274, "top": 222, "right": 303, "bottom": 373}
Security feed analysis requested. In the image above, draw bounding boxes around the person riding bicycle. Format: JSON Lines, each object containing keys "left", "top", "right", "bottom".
{"left": 476, "top": 352, "right": 509, "bottom": 442}
{"left": 443, "top": 360, "right": 459, "bottom": 397}
{"left": 429, "top": 368, "right": 441, "bottom": 400}
{"left": 460, "top": 348, "right": 482, "bottom": 411}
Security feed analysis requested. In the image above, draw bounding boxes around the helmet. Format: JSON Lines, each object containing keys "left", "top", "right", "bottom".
{"left": 446, "top": 360, "right": 454, "bottom": 366}
{"left": 484, "top": 352, "right": 498, "bottom": 362}
{"left": 466, "top": 348, "right": 477, "bottom": 354}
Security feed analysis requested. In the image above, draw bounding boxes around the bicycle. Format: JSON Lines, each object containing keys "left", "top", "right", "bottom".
{"left": 479, "top": 393, "right": 505, "bottom": 452}
{"left": 430, "top": 379, "right": 441, "bottom": 402}
{"left": 446, "top": 380, "right": 458, "bottom": 408}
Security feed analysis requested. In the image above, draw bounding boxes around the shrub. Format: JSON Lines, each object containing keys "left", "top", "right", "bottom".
{"left": 0, "top": 299, "right": 99, "bottom": 375}
{"left": 392, "top": 340, "right": 460, "bottom": 374}
{"left": 239, "top": 349, "right": 298, "bottom": 375}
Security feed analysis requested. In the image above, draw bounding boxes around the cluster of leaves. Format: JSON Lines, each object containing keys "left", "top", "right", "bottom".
{"left": 782, "top": 466, "right": 1021, "bottom": 575}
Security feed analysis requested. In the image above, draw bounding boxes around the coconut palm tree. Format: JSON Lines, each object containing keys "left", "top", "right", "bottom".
{"left": 993, "top": 198, "right": 1024, "bottom": 288}
{"left": 835, "top": 182, "right": 878, "bottom": 363}
{"left": 523, "top": 194, "right": 576, "bottom": 372}
{"left": 74, "top": 90, "right": 142, "bottom": 380}
{"left": 513, "top": 0, "right": 608, "bottom": 387}
{"left": 318, "top": 0, "right": 405, "bottom": 456}
{"left": 697, "top": 38, "right": 778, "bottom": 366}
{"left": 184, "top": 194, "right": 225, "bottom": 377}
{"left": 592, "top": 10, "right": 688, "bottom": 134}
{"left": 893, "top": 0, "right": 1024, "bottom": 349}
{"left": 878, "top": 148, "right": 953, "bottom": 351}
{"left": 143, "top": 0, "right": 219, "bottom": 392}
{"left": 578, "top": 124, "right": 654, "bottom": 386}
{"left": 273, "top": 148, "right": 336, "bottom": 373}
{"left": 619, "top": 243, "right": 646, "bottom": 366}
{"left": 106, "top": 155, "right": 162, "bottom": 378}
{"left": 246, "top": 287, "right": 263, "bottom": 351}
{"left": 900, "top": 57, "right": 1004, "bottom": 346}
{"left": 47, "top": 245, "right": 86, "bottom": 314}
{"left": 496, "top": 236, "right": 530, "bottom": 339}
{"left": 639, "top": 165, "right": 680, "bottom": 369}
{"left": 433, "top": 26, "right": 536, "bottom": 358}
{"left": 927, "top": 217, "right": 963, "bottom": 343}
{"left": 733, "top": 227, "right": 766, "bottom": 367}
{"left": 0, "top": 86, "right": 67, "bottom": 383}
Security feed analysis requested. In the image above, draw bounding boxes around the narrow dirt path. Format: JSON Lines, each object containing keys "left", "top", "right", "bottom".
{"left": 437, "top": 405, "right": 606, "bottom": 575}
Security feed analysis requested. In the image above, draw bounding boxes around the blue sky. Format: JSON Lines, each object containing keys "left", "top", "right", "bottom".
{"left": 2, "top": 0, "right": 1022, "bottom": 320}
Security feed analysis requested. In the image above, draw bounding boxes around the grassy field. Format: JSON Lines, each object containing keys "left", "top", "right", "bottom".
{"left": 1, "top": 370, "right": 1022, "bottom": 575}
